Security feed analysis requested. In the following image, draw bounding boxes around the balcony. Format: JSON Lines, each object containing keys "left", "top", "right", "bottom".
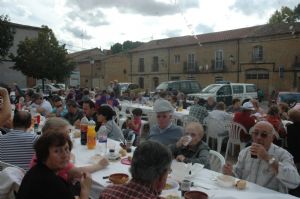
{"left": 183, "top": 61, "right": 199, "bottom": 73}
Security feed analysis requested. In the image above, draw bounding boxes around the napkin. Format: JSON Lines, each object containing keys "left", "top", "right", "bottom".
{"left": 171, "top": 161, "right": 204, "bottom": 181}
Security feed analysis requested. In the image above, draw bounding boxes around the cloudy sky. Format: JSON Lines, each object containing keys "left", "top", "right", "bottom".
{"left": 1, "top": 0, "right": 298, "bottom": 52}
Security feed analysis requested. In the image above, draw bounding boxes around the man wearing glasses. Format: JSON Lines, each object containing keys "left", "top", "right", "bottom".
{"left": 146, "top": 99, "right": 183, "bottom": 145}
{"left": 223, "top": 121, "right": 300, "bottom": 193}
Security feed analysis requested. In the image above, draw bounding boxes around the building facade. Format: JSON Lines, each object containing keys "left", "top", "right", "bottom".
{"left": 0, "top": 23, "right": 41, "bottom": 88}
{"left": 128, "top": 23, "right": 300, "bottom": 98}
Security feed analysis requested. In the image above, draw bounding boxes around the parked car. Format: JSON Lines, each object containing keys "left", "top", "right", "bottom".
{"left": 52, "top": 83, "right": 66, "bottom": 90}
{"left": 276, "top": 92, "right": 300, "bottom": 108}
{"left": 188, "top": 83, "right": 257, "bottom": 106}
{"left": 32, "top": 84, "right": 60, "bottom": 95}
{"left": 119, "top": 82, "right": 142, "bottom": 95}
{"left": 155, "top": 80, "right": 201, "bottom": 95}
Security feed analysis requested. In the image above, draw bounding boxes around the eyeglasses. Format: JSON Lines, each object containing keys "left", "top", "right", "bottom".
{"left": 252, "top": 131, "right": 270, "bottom": 138}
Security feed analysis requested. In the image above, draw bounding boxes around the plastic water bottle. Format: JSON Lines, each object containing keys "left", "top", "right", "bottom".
{"left": 80, "top": 116, "right": 89, "bottom": 145}
{"left": 97, "top": 125, "right": 107, "bottom": 156}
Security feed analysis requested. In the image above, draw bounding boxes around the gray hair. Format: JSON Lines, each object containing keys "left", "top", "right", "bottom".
{"left": 130, "top": 141, "right": 172, "bottom": 184}
{"left": 250, "top": 121, "right": 279, "bottom": 139}
{"left": 42, "top": 117, "right": 70, "bottom": 134}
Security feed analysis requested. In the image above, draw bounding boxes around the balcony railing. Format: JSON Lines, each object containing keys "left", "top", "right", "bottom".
{"left": 183, "top": 60, "right": 227, "bottom": 73}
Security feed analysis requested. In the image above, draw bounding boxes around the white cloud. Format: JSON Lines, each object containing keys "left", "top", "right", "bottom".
{"left": 1, "top": 0, "right": 299, "bottom": 52}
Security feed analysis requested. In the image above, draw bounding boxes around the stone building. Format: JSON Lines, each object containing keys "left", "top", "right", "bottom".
{"left": 0, "top": 23, "right": 41, "bottom": 88}
{"left": 128, "top": 22, "right": 300, "bottom": 98}
{"left": 69, "top": 49, "right": 129, "bottom": 90}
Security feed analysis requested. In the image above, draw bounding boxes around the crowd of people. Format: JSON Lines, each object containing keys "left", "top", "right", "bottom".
{"left": 0, "top": 81, "right": 300, "bottom": 198}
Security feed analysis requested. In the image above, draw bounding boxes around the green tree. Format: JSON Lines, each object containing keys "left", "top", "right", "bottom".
{"left": 110, "top": 41, "right": 143, "bottom": 54}
{"left": 268, "top": 4, "right": 300, "bottom": 24}
{"left": 110, "top": 42, "right": 123, "bottom": 54}
{"left": 0, "top": 15, "right": 15, "bottom": 61}
{"left": 295, "top": 4, "right": 300, "bottom": 20}
{"left": 10, "top": 26, "right": 75, "bottom": 83}
{"left": 122, "top": 40, "right": 143, "bottom": 51}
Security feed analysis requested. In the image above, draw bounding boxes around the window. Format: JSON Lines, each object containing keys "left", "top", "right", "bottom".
{"left": 246, "top": 85, "right": 256, "bottom": 92}
{"left": 217, "top": 85, "right": 231, "bottom": 95}
{"left": 187, "top": 53, "right": 195, "bottom": 72}
{"left": 138, "top": 58, "right": 144, "bottom": 72}
{"left": 232, "top": 85, "right": 244, "bottom": 94}
{"left": 138, "top": 77, "right": 144, "bottom": 88}
{"left": 245, "top": 69, "right": 269, "bottom": 80}
{"left": 171, "top": 76, "right": 180, "bottom": 80}
{"left": 215, "top": 49, "right": 223, "bottom": 70}
{"left": 252, "top": 45, "right": 263, "bottom": 61}
{"left": 174, "top": 55, "right": 180, "bottom": 64}
{"left": 152, "top": 56, "right": 159, "bottom": 72}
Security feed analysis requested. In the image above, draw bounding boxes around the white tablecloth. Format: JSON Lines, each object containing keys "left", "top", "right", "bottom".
{"left": 121, "top": 102, "right": 189, "bottom": 120}
{"left": 72, "top": 138, "right": 298, "bottom": 199}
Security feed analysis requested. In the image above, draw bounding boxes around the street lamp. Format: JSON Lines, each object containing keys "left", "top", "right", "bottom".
{"left": 90, "top": 59, "right": 94, "bottom": 88}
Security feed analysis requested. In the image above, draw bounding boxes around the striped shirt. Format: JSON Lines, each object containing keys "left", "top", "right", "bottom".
{"left": 0, "top": 130, "right": 38, "bottom": 171}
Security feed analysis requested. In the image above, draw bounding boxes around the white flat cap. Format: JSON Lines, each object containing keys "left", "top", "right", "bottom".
{"left": 153, "top": 99, "right": 174, "bottom": 113}
{"left": 242, "top": 101, "right": 255, "bottom": 110}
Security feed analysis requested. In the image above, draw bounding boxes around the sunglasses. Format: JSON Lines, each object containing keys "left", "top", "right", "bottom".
{"left": 252, "top": 131, "right": 270, "bottom": 138}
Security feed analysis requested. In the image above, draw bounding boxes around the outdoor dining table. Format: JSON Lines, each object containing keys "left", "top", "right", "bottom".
{"left": 71, "top": 137, "right": 298, "bottom": 199}
{"left": 120, "top": 102, "right": 189, "bottom": 120}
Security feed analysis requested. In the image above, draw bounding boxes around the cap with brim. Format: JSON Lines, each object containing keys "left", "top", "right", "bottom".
{"left": 242, "top": 101, "right": 255, "bottom": 110}
{"left": 153, "top": 99, "right": 174, "bottom": 113}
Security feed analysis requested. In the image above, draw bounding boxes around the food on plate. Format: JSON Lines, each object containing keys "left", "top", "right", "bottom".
{"left": 109, "top": 173, "right": 129, "bottom": 184}
{"left": 216, "top": 174, "right": 235, "bottom": 187}
{"left": 119, "top": 148, "right": 127, "bottom": 156}
{"left": 236, "top": 179, "right": 247, "bottom": 190}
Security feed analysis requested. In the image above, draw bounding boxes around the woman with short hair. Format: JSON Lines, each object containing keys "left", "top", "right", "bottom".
{"left": 17, "top": 129, "right": 92, "bottom": 199}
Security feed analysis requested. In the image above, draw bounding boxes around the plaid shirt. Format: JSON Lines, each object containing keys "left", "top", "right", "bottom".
{"left": 100, "top": 180, "right": 161, "bottom": 199}
{"left": 188, "top": 104, "right": 208, "bottom": 123}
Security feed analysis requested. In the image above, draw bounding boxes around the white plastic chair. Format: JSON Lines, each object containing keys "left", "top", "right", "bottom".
{"left": 225, "top": 122, "right": 248, "bottom": 160}
{"left": 204, "top": 116, "right": 229, "bottom": 153}
{"left": 209, "top": 150, "right": 225, "bottom": 172}
{"left": 0, "top": 161, "right": 25, "bottom": 199}
{"left": 146, "top": 111, "right": 157, "bottom": 129}
{"left": 181, "top": 115, "right": 199, "bottom": 128}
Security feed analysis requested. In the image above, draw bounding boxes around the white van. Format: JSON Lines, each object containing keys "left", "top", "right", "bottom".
{"left": 188, "top": 83, "right": 257, "bottom": 105}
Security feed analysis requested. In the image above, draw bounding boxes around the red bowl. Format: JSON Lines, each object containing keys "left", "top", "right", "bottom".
{"left": 109, "top": 173, "right": 129, "bottom": 184}
{"left": 184, "top": 191, "right": 208, "bottom": 199}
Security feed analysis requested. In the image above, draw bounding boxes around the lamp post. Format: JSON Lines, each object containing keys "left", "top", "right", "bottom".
{"left": 90, "top": 59, "right": 94, "bottom": 89}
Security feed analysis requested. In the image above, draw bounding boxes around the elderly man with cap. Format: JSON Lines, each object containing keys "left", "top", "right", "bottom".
{"left": 146, "top": 99, "right": 183, "bottom": 145}
{"left": 223, "top": 121, "right": 300, "bottom": 193}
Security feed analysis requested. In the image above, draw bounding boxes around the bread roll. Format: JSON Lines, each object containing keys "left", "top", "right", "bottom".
{"left": 236, "top": 179, "right": 246, "bottom": 190}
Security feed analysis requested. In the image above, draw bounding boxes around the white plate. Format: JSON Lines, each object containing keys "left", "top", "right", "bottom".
{"left": 216, "top": 175, "right": 235, "bottom": 188}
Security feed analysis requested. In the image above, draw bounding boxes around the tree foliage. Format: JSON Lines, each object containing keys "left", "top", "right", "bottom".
{"left": 10, "top": 26, "right": 75, "bottom": 82}
{"left": 268, "top": 4, "right": 300, "bottom": 24}
{"left": 110, "top": 42, "right": 123, "bottom": 54}
{"left": 0, "top": 15, "right": 15, "bottom": 60}
{"left": 110, "top": 40, "right": 143, "bottom": 54}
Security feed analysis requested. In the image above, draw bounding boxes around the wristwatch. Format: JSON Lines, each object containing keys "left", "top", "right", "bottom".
{"left": 268, "top": 157, "right": 276, "bottom": 165}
